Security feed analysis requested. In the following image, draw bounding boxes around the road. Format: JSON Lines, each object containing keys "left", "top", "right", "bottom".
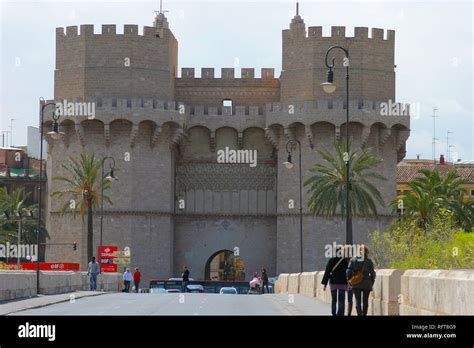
{"left": 10, "top": 293, "right": 330, "bottom": 316}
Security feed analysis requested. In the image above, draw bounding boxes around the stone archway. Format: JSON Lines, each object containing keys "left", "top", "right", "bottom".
{"left": 204, "top": 249, "right": 245, "bottom": 281}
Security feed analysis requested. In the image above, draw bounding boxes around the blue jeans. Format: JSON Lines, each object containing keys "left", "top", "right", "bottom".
{"left": 134, "top": 281, "right": 140, "bottom": 293}
{"left": 353, "top": 288, "right": 371, "bottom": 316}
{"left": 124, "top": 280, "right": 131, "bottom": 292}
{"left": 347, "top": 288, "right": 354, "bottom": 315}
{"left": 330, "top": 288, "right": 346, "bottom": 316}
{"left": 89, "top": 273, "right": 97, "bottom": 291}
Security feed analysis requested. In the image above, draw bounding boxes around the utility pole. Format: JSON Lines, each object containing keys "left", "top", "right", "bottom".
{"left": 432, "top": 107, "right": 439, "bottom": 164}
{"left": 10, "top": 118, "right": 16, "bottom": 147}
{"left": 446, "top": 130, "right": 453, "bottom": 163}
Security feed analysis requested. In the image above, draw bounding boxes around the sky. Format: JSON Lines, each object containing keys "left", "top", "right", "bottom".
{"left": 0, "top": 0, "right": 472, "bottom": 160}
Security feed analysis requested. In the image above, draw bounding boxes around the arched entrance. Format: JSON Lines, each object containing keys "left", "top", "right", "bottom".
{"left": 204, "top": 250, "right": 245, "bottom": 281}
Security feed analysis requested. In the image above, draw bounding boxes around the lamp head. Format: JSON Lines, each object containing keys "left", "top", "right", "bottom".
{"left": 321, "top": 68, "right": 337, "bottom": 94}
{"left": 283, "top": 153, "right": 295, "bottom": 169}
{"left": 47, "top": 121, "right": 63, "bottom": 140}
{"left": 106, "top": 169, "right": 117, "bottom": 182}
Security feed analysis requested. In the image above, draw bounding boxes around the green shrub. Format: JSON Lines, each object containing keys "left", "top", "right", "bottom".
{"left": 369, "top": 209, "right": 474, "bottom": 269}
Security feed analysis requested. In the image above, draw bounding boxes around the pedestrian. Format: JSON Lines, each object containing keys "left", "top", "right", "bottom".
{"left": 343, "top": 245, "right": 354, "bottom": 316}
{"left": 261, "top": 268, "right": 270, "bottom": 294}
{"left": 347, "top": 245, "right": 376, "bottom": 316}
{"left": 133, "top": 267, "right": 141, "bottom": 293}
{"left": 123, "top": 268, "right": 133, "bottom": 293}
{"left": 87, "top": 256, "right": 99, "bottom": 291}
{"left": 321, "top": 245, "right": 349, "bottom": 316}
{"left": 182, "top": 266, "right": 190, "bottom": 292}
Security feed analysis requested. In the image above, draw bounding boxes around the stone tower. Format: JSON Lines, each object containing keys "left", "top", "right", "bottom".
{"left": 43, "top": 10, "right": 409, "bottom": 285}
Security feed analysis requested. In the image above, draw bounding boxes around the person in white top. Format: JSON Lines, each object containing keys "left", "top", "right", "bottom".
{"left": 123, "top": 268, "right": 133, "bottom": 293}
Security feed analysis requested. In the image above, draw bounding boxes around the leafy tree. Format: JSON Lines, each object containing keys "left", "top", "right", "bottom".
{"left": 304, "top": 141, "right": 386, "bottom": 218}
{"left": 393, "top": 168, "right": 474, "bottom": 231}
{"left": 51, "top": 154, "right": 113, "bottom": 263}
{"left": 0, "top": 187, "right": 48, "bottom": 249}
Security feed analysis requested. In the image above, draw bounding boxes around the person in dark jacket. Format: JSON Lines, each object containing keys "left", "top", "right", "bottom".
{"left": 321, "top": 245, "right": 349, "bottom": 316}
{"left": 261, "top": 268, "right": 269, "bottom": 294}
{"left": 346, "top": 245, "right": 376, "bottom": 316}
{"left": 182, "top": 266, "right": 190, "bottom": 292}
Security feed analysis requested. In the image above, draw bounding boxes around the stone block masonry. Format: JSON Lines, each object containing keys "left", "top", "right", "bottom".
{"left": 43, "top": 10, "right": 410, "bottom": 286}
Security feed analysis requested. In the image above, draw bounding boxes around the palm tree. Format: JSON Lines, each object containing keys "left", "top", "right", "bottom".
{"left": 304, "top": 141, "right": 386, "bottom": 218}
{"left": 394, "top": 168, "right": 474, "bottom": 230}
{"left": 0, "top": 187, "right": 48, "bottom": 248}
{"left": 51, "top": 154, "right": 113, "bottom": 263}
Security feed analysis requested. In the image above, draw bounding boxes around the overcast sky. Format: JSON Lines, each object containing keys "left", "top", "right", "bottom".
{"left": 0, "top": 0, "right": 472, "bottom": 160}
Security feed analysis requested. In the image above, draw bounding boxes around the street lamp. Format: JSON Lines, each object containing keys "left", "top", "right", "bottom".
{"left": 321, "top": 45, "right": 353, "bottom": 245}
{"left": 283, "top": 139, "right": 303, "bottom": 272}
{"left": 37, "top": 98, "right": 61, "bottom": 295}
{"left": 99, "top": 157, "right": 117, "bottom": 275}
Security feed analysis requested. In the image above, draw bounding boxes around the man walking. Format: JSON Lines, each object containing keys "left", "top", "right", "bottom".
{"left": 123, "top": 268, "right": 133, "bottom": 293}
{"left": 87, "top": 257, "right": 100, "bottom": 291}
{"left": 133, "top": 267, "right": 141, "bottom": 293}
{"left": 182, "top": 266, "right": 190, "bottom": 292}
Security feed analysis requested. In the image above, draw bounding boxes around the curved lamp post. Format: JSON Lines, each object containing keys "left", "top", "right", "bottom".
{"left": 99, "top": 157, "right": 117, "bottom": 274}
{"left": 38, "top": 98, "right": 62, "bottom": 295}
{"left": 283, "top": 138, "right": 303, "bottom": 272}
{"left": 321, "top": 45, "right": 352, "bottom": 245}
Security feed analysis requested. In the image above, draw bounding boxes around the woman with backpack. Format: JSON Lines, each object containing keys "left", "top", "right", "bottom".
{"left": 346, "top": 245, "right": 376, "bottom": 316}
{"left": 321, "top": 245, "right": 349, "bottom": 316}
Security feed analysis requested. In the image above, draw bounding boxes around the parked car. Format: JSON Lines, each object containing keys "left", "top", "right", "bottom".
{"left": 166, "top": 289, "right": 180, "bottom": 293}
{"left": 219, "top": 287, "right": 238, "bottom": 295}
{"left": 150, "top": 288, "right": 167, "bottom": 294}
{"left": 186, "top": 284, "right": 205, "bottom": 293}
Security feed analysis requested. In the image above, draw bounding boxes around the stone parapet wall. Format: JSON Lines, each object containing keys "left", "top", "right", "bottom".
{"left": 0, "top": 271, "right": 122, "bottom": 301}
{"left": 275, "top": 269, "right": 474, "bottom": 315}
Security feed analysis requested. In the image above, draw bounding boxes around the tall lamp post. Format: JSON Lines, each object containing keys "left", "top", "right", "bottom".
{"left": 321, "top": 45, "right": 352, "bottom": 245}
{"left": 99, "top": 157, "right": 116, "bottom": 274}
{"left": 283, "top": 139, "right": 303, "bottom": 272}
{"left": 37, "top": 98, "right": 62, "bottom": 295}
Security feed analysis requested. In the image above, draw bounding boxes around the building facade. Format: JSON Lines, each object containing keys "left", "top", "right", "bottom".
{"left": 43, "top": 11, "right": 410, "bottom": 284}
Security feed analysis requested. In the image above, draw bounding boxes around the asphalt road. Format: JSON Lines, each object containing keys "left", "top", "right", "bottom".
{"left": 11, "top": 293, "right": 330, "bottom": 316}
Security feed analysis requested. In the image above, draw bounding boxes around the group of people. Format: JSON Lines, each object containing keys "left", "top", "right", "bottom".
{"left": 122, "top": 267, "right": 141, "bottom": 293}
{"left": 87, "top": 257, "right": 141, "bottom": 293}
{"left": 250, "top": 268, "right": 270, "bottom": 294}
{"left": 321, "top": 245, "right": 376, "bottom": 316}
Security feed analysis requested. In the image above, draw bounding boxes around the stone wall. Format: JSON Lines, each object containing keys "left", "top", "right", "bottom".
{"left": 173, "top": 216, "right": 276, "bottom": 280}
{"left": 55, "top": 25, "right": 178, "bottom": 100}
{"left": 0, "top": 271, "right": 122, "bottom": 301}
{"left": 275, "top": 269, "right": 474, "bottom": 315}
{"left": 400, "top": 270, "right": 474, "bottom": 315}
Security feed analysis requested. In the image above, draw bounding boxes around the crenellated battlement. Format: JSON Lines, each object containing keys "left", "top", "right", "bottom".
{"left": 56, "top": 24, "right": 169, "bottom": 39}
{"left": 179, "top": 68, "right": 276, "bottom": 79}
{"left": 288, "top": 26, "right": 395, "bottom": 41}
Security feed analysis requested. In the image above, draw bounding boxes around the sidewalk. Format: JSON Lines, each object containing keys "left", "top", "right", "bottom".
{"left": 266, "top": 293, "right": 331, "bottom": 315}
{"left": 0, "top": 291, "right": 108, "bottom": 316}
